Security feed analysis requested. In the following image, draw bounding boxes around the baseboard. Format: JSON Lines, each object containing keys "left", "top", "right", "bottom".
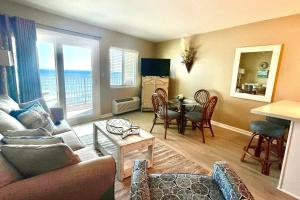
{"left": 99, "top": 113, "right": 113, "bottom": 119}
{"left": 211, "top": 120, "right": 252, "bottom": 137}
{"left": 277, "top": 187, "right": 300, "bottom": 200}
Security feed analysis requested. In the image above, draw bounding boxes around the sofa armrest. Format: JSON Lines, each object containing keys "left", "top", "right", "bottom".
{"left": 0, "top": 155, "right": 116, "bottom": 200}
{"left": 130, "top": 160, "right": 150, "bottom": 200}
{"left": 212, "top": 161, "right": 254, "bottom": 200}
{"left": 50, "top": 107, "right": 64, "bottom": 123}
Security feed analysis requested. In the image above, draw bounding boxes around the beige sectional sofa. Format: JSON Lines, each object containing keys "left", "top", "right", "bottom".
{"left": 0, "top": 95, "right": 116, "bottom": 200}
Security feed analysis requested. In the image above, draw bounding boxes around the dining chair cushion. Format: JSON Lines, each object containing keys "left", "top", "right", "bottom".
{"left": 250, "top": 121, "right": 285, "bottom": 137}
{"left": 168, "top": 103, "right": 178, "bottom": 111}
{"left": 167, "top": 110, "right": 180, "bottom": 120}
{"left": 185, "top": 111, "right": 202, "bottom": 122}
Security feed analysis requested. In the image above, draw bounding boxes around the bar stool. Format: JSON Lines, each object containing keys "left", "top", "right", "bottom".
{"left": 241, "top": 117, "right": 290, "bottom": 175}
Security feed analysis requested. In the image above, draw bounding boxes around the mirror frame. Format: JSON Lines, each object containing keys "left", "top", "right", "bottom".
{"left": 230, "top": 44, "right": 282, "bottom": 102}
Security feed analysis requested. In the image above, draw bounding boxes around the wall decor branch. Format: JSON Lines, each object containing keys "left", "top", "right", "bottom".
{"left": 181, "top": 47, "right": 196, "bottom": 73}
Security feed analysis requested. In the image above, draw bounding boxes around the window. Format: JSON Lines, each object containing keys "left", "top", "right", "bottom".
{"left": 36, "top": 28, "right": 99, "bottom": 119}
{"left": 110, "top": 47, "right": 138, "bottom": 86}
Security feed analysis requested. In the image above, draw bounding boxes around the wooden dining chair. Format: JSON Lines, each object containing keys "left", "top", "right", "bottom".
{"left": 184, "top": 96, "right": 218, "bottom": 143}
{"left": 191, "top": 89, "right": 210, "bottom": 112}
{"left": 150, "top": 93, "right": 180, "bottom": 139}
{"left": 155, "top": 87, "right": 178, "bottom": 111}
{"left": 155, "top": 88, "right": 167, "bottom": 99}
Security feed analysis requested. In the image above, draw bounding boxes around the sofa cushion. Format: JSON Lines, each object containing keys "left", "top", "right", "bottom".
{"left": 52, "top": 120, "right": 72, "bottom": 135}
{"left": 1, "top": 128, "right": 51, "bottom": 137}
{"left": 0, "top": 110, "right": 26, "bottom": 132}
{"left": 75, "top": 146, "right": 99, "bottom": 161}
{"left": 55, "top": 131, "right": 84, "bottom": 151}
{"left": 0, "top": 152, "right": 23, "bottom": 188}
{"left": 147, "top": 173, "right": 225, "bottom": 200}
{"left": 19, "top": 97, "right": 50, "bottom": 114}
{"left": 16, "top": 103, "right": 56, "bottom": 134}
{"left": 0, "top": 95, "right": 20, "bottom": 114}
{"left": 1, "top": 144, "right": 81, "bottom": 178}
{"left": 2, "top": 136, "right": 64, "bottom": 145}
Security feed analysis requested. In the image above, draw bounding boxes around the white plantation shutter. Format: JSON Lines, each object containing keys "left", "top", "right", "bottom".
{"left": 124, "top": 51, "right": 137, "bottom": 85}
{"left": 110, "top": 47, "right": 138, "bottom": 86}
{"left": 110, "top": 48, "right": 123, "bottom": 86}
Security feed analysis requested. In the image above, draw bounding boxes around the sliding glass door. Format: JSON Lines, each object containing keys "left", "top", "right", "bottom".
{"left": 36, "top": 28, "right": 100, "bottom": 122}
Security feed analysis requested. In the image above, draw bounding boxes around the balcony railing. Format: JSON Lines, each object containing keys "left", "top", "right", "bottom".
{"left": 40, "top": 75, "right": 92, "bottom": 111}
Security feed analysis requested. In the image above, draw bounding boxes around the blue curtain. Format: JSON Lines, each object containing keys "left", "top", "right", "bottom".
{"left": 11, "top": 17, "right": 42, "bottom": 103}
{"left": 0, "top": 15, "right": 19, "bottom": 102}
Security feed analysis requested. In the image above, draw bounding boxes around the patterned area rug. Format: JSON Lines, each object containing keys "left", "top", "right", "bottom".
{"left": 79, "top": 134, "right": 210, "bottom": 200}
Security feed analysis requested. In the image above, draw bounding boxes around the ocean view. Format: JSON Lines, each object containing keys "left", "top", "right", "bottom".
{"left": 40, "top": 69, "right": 122, "bottom": 106}
{"left": 40, "top": 69, "right": 92, "bottom": 105}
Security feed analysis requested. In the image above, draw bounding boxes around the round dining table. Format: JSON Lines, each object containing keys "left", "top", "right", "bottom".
{"left": 168, "top": 97, "right": 199, "bottom": 134}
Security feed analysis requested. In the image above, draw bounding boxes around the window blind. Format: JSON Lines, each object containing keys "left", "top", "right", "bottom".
{"left": 110, "top": 47, "right": 138, "bottom": 86}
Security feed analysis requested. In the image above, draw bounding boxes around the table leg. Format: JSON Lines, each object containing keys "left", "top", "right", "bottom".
{"left": 179, "top": 104, "right": 186, "bottom": 134}
{"left": 117, "top": 147, "right": 124, "bottom": 181}
{"left": 93, "top": 124, "right": 98, "bottom": 150}
{"left": 147, "top": 141, "right": 154, "bottom": 168}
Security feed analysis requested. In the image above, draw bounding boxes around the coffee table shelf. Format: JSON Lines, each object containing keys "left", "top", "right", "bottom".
{"left": 93, "top": 120, "right": 155, "bottom": 181}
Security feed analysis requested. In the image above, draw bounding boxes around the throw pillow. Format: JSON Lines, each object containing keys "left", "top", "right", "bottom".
{"left": 16, "top": 103, "right": 56, "bottom": 134}
{"left": 1, "top": 128, "right": 52, "bottom": 137}
{"left": 19, "top": 98, "right": 50, "bottom": 114}
{"left": 2, "top": 136, "right": 64, "bottom": 145}
{"left": 0, "top": 152, "right": 23, "bottom": 188}
{"left": 0, "top": 110, "right": 26, "bottom": 132}
{"left": 1, "top": 144, "right": 81, "bottom": 178}
{"left": 0, "top": 95, "right": 20, "bottom": 114}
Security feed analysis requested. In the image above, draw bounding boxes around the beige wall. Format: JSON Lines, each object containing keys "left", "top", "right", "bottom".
{"left": 156, "top": 14, "right": 300, "bottom": 130}
{"left": 0, "top": 0, "right": 155, "bottom": 115}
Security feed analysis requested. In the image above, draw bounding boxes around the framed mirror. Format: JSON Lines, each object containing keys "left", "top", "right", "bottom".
{"left": 230, "top": 44, "right": 282, "bottom": 102}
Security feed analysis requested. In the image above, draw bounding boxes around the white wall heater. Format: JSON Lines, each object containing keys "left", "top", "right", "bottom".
{"left": 112, "top": 97, "right": 140, "bottom": 115}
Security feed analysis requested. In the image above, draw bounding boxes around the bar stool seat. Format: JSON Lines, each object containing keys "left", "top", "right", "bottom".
{"left": 250, "top": 121, "right": 285, "bottom": 137}
{"left": 241, "top": 120, "right": 286, "bottom": 175}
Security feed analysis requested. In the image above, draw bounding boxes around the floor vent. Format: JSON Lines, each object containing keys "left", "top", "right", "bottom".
{"left": 112, "top": 97, "right": 140, "bottom": 115}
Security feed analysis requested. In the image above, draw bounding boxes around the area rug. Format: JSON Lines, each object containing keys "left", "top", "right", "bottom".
{"left": 79, "top": 134, "right": 210, "bottom": 200}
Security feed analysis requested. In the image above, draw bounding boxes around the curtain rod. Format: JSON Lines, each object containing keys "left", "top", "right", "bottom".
{"left": 37, "top": 23, "right": 102, "bottom": 40}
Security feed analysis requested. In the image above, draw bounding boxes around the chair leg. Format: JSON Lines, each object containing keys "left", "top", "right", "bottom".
{"left": 150, "top": 116, "right": 157, "bottom": 133}
{"left": 192, "top": 122, "right": 196, "bottom": 130}
{"left": 208, "top": 121, "right": 214, "bottom": 137}
{"left": 255, "top": 135, "right": 263, "bottom": 157}
{"left": 277, "top": 136, "right": 284, "bottom": 169}
{"left": 164, "top": 119, "right": 167, "bottom": 139}
{"left": 198, "top": 122, "right": 205, "bottom": 143}
{"left": 262, "top": 138, "right": 272, "bottom": 175}
{"left": 241, "top": 133, "right": 257, "bottom": 162}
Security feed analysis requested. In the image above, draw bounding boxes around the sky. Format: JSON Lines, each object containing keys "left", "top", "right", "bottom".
{"left": 37, "top": 41, "right": 91, "bottom": 71}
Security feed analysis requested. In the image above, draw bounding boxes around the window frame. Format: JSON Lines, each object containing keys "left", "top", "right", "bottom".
{"left": 109, "top": 46, "right": 138, "bottom": 88}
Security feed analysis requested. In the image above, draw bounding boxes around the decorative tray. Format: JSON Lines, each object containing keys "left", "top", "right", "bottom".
{"left": 106, "top": 118, "right": 140, "bottom": 139}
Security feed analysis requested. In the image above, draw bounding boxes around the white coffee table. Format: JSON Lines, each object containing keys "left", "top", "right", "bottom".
{"left": 93, "top": 120, "right": 155, "bottom": 181}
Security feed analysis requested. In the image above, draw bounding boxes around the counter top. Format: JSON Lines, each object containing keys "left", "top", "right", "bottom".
{"left": 251, "top": 100, "right": 300, "bottom": 122}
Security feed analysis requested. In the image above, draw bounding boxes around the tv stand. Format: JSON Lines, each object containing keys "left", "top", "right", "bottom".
{"left": 141, "top": 76, "right": 169, "bottom": 111}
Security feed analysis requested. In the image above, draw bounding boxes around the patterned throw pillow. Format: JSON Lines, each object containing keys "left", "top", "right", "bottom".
{"left": 19, "top": 98, "right": 50, "bottom": 114}
{"left": 16, "top": 103, "right": 56, "bottom": 134}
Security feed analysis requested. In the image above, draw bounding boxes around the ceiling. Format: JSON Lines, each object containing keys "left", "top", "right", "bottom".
{"left": 9, "top": 0, "right": 300, "bottom": 42}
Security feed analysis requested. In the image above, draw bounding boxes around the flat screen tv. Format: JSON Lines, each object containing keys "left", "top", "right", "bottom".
{"left": 141, "top": 58, "right": 170, "bottom": 76}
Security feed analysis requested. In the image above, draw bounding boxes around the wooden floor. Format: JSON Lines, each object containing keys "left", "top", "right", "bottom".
{"left": 73, "top": 111, "right": 295, "bottom": 200}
